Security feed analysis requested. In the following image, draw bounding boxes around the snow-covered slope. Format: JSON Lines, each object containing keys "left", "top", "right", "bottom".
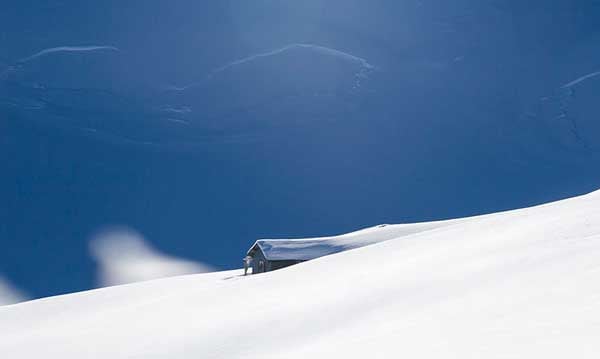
{"left": 2, "top": 190, "right": 600, "bottom": 358}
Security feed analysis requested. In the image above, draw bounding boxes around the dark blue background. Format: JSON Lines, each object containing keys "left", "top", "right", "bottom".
{"left": 2, "top": 0, "right": 600, "bottom": 299}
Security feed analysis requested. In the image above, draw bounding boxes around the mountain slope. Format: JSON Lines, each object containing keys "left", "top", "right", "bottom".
{"left": 1, "top": 190, "right": 600, "bottom": 358}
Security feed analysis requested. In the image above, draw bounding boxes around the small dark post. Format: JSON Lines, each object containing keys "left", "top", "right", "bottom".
{"left": 243, "top": 256, "right": 252, "bottom": 276}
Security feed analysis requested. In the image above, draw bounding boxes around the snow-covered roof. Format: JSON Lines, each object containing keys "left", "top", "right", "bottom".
{"left": 250, "top": 239, "right": 359, "bottom": 261}
{"left": 247, "top": 221, "right": 460, "bottom": 261}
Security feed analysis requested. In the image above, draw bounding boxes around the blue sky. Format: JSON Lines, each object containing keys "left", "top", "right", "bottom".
{"left": 2, "top": 0, "right": 600, "bottom": 299}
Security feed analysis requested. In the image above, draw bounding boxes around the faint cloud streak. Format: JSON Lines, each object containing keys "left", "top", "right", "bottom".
{"left": 0, "top": 276, "right": 29, "bottom": 306}
{"left": 167, "top": 43, "right": 376, "bottom": 91}
{"left": 89, "top": 227, "right": 212, "bottom": 287}
{"left": 17, "top": 45, "right": 119, "bottom": 64}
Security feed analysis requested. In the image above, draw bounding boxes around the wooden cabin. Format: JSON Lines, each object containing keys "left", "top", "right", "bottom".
{"left": 244, "top": 225, "right": 397, "bottom": 275}
{"left": 244, "top": 233, "right": 381, "bottom": 274}
{"left": 245, "top": 241, "right": 306, "bottom": 274}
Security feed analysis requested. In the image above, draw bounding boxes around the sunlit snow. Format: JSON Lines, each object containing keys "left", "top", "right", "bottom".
{"left": 1, "top": 190, "right": 600, "bottom": 358}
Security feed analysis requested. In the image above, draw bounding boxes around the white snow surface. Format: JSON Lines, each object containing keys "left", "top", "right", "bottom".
{"left": 2, "top": 190, "right": 600, "bottom": 358}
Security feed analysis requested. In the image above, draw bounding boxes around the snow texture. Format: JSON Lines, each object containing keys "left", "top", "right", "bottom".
{"left": 2, "top": 190, "right": 600, "bottom": 358}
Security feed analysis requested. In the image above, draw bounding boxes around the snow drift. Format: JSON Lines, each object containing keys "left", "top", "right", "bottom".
{"left": 1, "top": 189, "right": 600, "bottom": 358}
